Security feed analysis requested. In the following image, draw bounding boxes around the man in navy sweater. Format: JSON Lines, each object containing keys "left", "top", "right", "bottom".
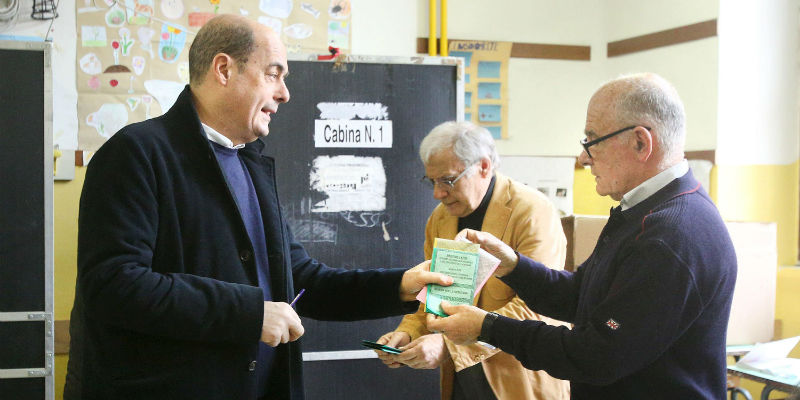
{"left": 65, "top": 14, "right": 452, "bottom": 400}
{"left": 427, "top": 73, "right": 737, "bottom": 399}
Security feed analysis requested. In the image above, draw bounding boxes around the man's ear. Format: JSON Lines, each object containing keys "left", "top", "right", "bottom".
{"left": 633, "top": 126, "right": 653, "bottom": 162}
{"left": 479, "top": 157, "right": 492, "bottom": 177}
{"left": 211, "top": 53, "right": 234, "bottom": 85}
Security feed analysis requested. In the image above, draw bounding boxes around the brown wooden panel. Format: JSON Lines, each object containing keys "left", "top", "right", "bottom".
{"left": 54, "top": 319, "right": 70, "bottom": 355}
{"left": 74, "top": 150, "right": 84, "bottom": 167}
{"left": 607, "top": 19, "right": 717, "bottom": 58}
{"left": 417, "top": 37, "right": 591, "bottom": 61}
{"left": 685, "top": 150, "right": 715, "bottom": 164}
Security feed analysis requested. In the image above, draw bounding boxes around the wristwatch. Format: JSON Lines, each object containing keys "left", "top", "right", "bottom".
{"left": 477, "top": 312, "right": 500, "bottom": 343}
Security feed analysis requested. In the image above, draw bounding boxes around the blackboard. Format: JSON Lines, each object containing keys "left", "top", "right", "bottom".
{"left": 263, "top": 55, "right": 461, "bottom": 399}
{"left": 0, "top": 41, "right": 54, "bottom": 400}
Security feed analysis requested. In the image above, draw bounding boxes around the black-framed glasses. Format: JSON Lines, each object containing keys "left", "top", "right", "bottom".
{"left": 420, "top": 165, "right": 474, "bottom": 190}
{"left": 580, "top": 125, "right": 650, "bottom": 158}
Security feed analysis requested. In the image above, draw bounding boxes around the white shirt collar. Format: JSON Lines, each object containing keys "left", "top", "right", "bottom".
{"left": 202, "top": 123, "right": 245, "bottom": 150}
{"left": 620, "top": 159, "right": 689, "bottom": 211}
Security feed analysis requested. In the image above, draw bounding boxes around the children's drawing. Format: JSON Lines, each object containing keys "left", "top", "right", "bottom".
{"left": 142, "top": 95, "right": 153, "bottom": 119}
{"left": 126, "top": 96, "right": 141, "bottom": 111}
{"left": 301, "top": 2, "right": 320, "bottom": 18}
{"left": 177, "top": 61, "right": 190, "bottom": 83}
{"left": 160, "top": 0, "right": 185, "bottom": 19}
{"left": 158, "top": 24, "right": 187, "bottom": 63}
{"left": 79, "top": 53, "right": 102, "bottom": 75}
{"left": 259, "top": 0, "right": 292, "bottom": 18}
{"left": 118, "top": 28, "right": 135, "bottom": 56}
{"left": 144, "top": 80, "right": 184, "bottom": 114}
{"left": 137, "top": 27, "right": 155, "bottom": 58}
{"left": 209, "top": 0, "right": 220, "bottom": 14}
{"left": 132, "top": 56, "right": 145, "bottom": 75}
{"left": 105, "top": 3, "right": 126, "bottom": 27}
{"left": 81, "top": 26, "right": 107, "bottom": 47}
{"left": 328, "top": 20, "right": 348, "bottom": 48}
{"left": 125, "top": 0, "right": 154, "bottom": 25}
{"left": 104, "top": 41, "right": 132, "bottom": 73}
{"left": 328, "top": 0, "right": 350, "bottom": 19}
{"left": 86, "top": 103, "right": 129, "bottom": 139}
{"left": 88, "top": 76, "right": 101, "bottom": 90}
{"left": 284, "top": 23, "right": 312, "bottom": 40}
{"left": 188, "top": 12, "right": 214, "bottom": 27}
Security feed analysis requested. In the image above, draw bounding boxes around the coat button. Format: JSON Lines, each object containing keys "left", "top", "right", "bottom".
{"left": 248, "top": 360, "right": 257, "bottom": 371}
{"left": 239, "top": 250, "right": 251, "bottom": 262}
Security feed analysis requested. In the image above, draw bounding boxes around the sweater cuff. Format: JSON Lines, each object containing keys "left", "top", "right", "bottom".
{"left": 500, "top": 252, "right": 549, "bottom": 292}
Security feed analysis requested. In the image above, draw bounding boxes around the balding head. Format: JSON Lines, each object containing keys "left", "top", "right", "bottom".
{"left": 591, "top": 73, "right": 686, "bottom": 166}
{"left": 189, "top": 14, "right": 263, "bottom": 86}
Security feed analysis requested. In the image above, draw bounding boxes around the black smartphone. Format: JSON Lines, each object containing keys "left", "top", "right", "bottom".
{"left": 361, "top": 340, "right": 403, "bottom": 354}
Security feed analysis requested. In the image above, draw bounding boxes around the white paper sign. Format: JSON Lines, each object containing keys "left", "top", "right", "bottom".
{"left": 314, "top": 120, "right": 392, "bottom": 148}
{"left": 310, "top": 156, "right": 386, "bottom": 212}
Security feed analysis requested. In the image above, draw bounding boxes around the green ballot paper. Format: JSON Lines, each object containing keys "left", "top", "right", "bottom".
{"left": 425, "top": 238, "right": 480, "bottom": 317}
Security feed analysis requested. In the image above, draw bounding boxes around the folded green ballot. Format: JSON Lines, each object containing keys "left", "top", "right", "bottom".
{"left": 425, "top": 238, "right": 480, "bottom": 317}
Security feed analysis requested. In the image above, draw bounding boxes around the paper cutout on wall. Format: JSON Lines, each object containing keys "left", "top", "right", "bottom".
{"left": 137, "top": 27, "right": 155, "bottom": 58}
{"left": 285, "top": 23, "right": 312, "bottom": 40}
{"left": 86, "top": 103, "right": 129, "bottom": 138}
{"left": 158, "top": 24, "right": 187, "bottom": 63}
{"left": 260, "top": 0, "right": 292, "bottom": 18}
{"left": 79, "top": 53, "right": 102, "bottom": 75}
{"left": 104, "top": 41, "right": 131, "bottom": 73}
{"left": 160, "top": 0, "right": 185, "bottom": 19}
{"left": 125, "top": 0, "right": 154, "bottom": 25}
{"left": 81, "top": 26, "right": 107, "bottom": 47}
{"left": 328, "top": 20, "right": 348, "bottom": 48}
{"left": 132, "top": 56, "right": 145, "bottom": 75}
{"left": 177, "top": 61, "right": 190, "bottom": 83}
{"left": 88, "top": 76, "right": 101, "bottom": 90}
{"left": 127, "top": 96, "right": 141, "bottom": 111}
{"left": 144, "top": 80, "right": 184, "bottom": 114}
{"left": 328, "top": 0, "right": 350, "bottom": 19}
{"left": 301, "top": 2, "right": 320, "bottom": 18}
{"left": 105, "top": 4, "right": 126, "bottom": 27}
{"left": 118, "top": 28, "right": 135, "bottom": 56}
{"left": 188, "top": 11, "right": 214, "bottom": 27}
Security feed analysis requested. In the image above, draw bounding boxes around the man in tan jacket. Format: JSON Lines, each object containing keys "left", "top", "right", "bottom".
{"left": 375, "top": 121, "right": 569, "bottom": 399}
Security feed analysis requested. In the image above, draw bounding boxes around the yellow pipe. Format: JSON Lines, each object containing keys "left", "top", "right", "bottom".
{"left": 440, "top": 0, "right": 448, "bottom": 56}
{"left": 429, "top": 0, "right": 437, "bottom": 56}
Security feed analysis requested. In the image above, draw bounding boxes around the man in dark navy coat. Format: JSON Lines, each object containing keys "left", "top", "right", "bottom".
{"left": 64, "top": 14, "right": 452, "bottom": 400}
{"left": 427, "top": 73, "right": 738, "bottom": 399}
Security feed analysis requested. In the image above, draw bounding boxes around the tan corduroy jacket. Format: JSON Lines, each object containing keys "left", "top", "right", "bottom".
{"left": 396, "top": 173, "right": 570, "bottom": 400}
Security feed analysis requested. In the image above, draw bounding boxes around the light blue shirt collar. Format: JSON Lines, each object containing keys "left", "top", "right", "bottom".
{"left": 620, "top": 160, "right": 689, "bottom": 211}
{"left": 202, "top": 123, "right": 245, "bottom": 150}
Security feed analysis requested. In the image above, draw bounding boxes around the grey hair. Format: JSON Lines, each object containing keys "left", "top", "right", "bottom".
{"left": 419, "top": 121, "right": 499, "bottom": 170}
{"left": 604, "top": 73, "right": 686, "bottom": 164}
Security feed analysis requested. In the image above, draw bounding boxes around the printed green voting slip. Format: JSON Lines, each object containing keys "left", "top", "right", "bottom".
{"left": 425, "top": 238, "right": 480, "bottom": 317}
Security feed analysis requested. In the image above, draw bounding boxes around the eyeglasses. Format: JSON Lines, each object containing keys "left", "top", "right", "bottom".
{"left": 580, "top": 125, "right": 650, "bottom": 158}
{"left": 420, "top": 165, "right": 474, "bottom": 189}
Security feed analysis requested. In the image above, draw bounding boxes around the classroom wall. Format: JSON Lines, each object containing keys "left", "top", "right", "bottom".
{"left": 4, "top": 1, "right": 799, "bottom": 399}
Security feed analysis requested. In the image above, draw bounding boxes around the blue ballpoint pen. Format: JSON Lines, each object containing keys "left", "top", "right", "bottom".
{"left": 289, "top": 289, "right": 306, "bottom": 307}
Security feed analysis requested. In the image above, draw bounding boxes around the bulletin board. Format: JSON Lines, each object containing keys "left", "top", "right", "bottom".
{"left": 75, "top": 0, "right": 352, "bottom": 150}
{"left": 264, "top": 54, "right": 462, "bottom": 399}
{"left": 0, "top": 41, "right": 55, "bottom": 400}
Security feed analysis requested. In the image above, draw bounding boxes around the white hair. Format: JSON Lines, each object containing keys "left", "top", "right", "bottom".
{"left": 419, "top": 121, "right": 499, "bottom": 170}
{"left": 602, "top": 73, "right": 686, "bottom": 164}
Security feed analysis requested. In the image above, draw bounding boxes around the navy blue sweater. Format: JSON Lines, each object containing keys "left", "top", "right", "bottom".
{"left": 486, "top": 171, "right": 737, "bottom": 399}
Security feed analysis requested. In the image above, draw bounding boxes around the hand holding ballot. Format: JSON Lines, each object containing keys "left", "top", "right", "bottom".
{"left": 426, "top": 301, "right": 486, "bottom": 345}
{"left": 398, "top": 260, "right": 454, "bottom": 301}
{"left": 455, "top": 229, "right": 519, "bottom": 277}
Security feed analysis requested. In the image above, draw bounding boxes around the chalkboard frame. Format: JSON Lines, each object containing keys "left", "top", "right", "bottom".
{"left": 0, "top": 40, "right": 54, "bottom": 400}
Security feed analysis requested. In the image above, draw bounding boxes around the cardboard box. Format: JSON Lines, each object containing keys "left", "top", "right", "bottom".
{"left": 724, "top": 221, "right": 777, "bottom": 345}
{"left": 559, "top": 216, "right": 777, "bottom": 345}
{"left": 560, "top": 214, "right": 608, "bottom": 272}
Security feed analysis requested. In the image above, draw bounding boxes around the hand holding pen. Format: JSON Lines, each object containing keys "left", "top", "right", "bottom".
{"left": 260, "top": 289, "right": 306, "bottom": 347}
